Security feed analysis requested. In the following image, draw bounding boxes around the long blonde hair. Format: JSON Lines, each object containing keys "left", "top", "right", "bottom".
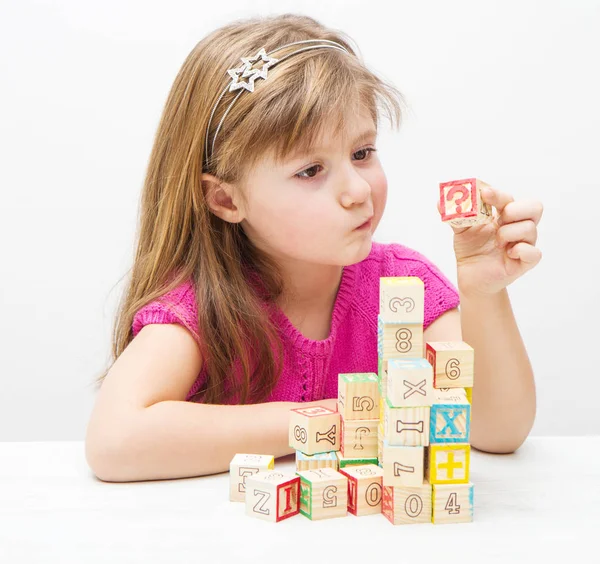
{"left": 95, "top": 13, "right": 405, "bottom": 404}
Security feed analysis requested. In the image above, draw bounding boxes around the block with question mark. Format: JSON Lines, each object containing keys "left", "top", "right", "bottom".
{"left": 439, "top": 178, "right": 493, "bottom": 227}
{"left": 379, "top": 276, "right": 425, "bottom": 324}
{"left": 340, "top": 417, "right": 378, "bottom": 458}
{"left": 289, "top": 405, "right": 341, "bottom": 455}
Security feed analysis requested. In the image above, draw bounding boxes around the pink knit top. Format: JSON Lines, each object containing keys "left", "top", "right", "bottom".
{"left": 132, "top": 241, "right": 460, "bottom": 404}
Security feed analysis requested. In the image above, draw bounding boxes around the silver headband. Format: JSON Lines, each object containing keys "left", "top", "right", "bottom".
{"left": 204, "top": 39, "right": 351, "bottom": 168}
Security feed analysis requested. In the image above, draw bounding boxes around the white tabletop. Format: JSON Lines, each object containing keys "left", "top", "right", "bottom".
{"left": 0, "top": 437, "right": 598, "bottom": 563}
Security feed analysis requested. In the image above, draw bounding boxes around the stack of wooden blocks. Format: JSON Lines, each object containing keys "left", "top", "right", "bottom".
{"left": 378, "top": 276, "right": 474, "bottom": 524}
{"left": 229, "top": 280, "right": 475, "bottom": 525}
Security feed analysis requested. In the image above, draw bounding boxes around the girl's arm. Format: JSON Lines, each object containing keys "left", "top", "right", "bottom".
{"left": 85, "top": 323, "right": 336, "bottom": 482}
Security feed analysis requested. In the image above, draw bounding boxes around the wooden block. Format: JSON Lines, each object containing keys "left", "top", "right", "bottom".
{"left": 244, "top": 471, "right": 300, "bottom": 522}
{"left": 428, "top": 444, "right": 470, "bottom": 484}
{"left": 339, "top": 464, "right": 385, "bottom": 516}
{"left": 426, "top": 341, "right": 474, "bottom": 389}
{"left": 338, "top": 372, "right": 379, "bottom": 420}
{"left": 430, "top": 394, "right": 471, "bottom": 444}
{"left": 382, "top": 480, "right": 433, "bottom": 525}
{"left": 377, "top": 432, "right": 384, "bottom": 467}
{"left": 382, "top": 441, "right": 425, "bottom": 487}
{"left": 336, "top": 450, "right": 378, "bottom": 469}
{"left": 378, "top": 316, "right": 424, "bottom": 360}
{"left": 341, "top": 417, "right": 378, "bottom": 458}
{"left": 387, "top": 358, "right": 434, "bottom": 407}
{"left": 439, "top": 178, "right": 493, "bottom": 227}
{"left": 383, "top": 398, "right": 430, "bottom": 447}
{"left": 379, "top": 276, "right": 425, "bottom": 324}
{"left": 432, "top": 483, "right": 474, "bottom": 524}
{"left": 465, "top": 387, "right": 473, "bottom": 404}
{"left": 296, "top": 450, "right": 338, "bottom": 472}
{"left": 229, "top": 453, "right": 274, "bottom": 502}
{"left": 297, "top": 467, "right": 348, "bottom": 520}
{"left": 434, "top": 387, "right": 468, "bottom": 403}
{"left": 289, "top": 405, "right": 341, "bottom": 455}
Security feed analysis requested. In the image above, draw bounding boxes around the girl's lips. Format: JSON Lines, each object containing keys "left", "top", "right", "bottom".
{"left": 356, "top": 218, "right": 373, "bottom": 230}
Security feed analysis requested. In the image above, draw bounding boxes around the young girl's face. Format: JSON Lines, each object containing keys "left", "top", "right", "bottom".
{"left": 239, "top": 109, "right": 387, "bottom": 267}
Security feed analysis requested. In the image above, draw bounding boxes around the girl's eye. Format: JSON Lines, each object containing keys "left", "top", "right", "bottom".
{"left": 294, "top": 147, "right": 378, "bottom": 180}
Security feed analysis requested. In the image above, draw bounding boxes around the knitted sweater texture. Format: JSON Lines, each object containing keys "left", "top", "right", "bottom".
{"left": 132, "top": 241, "right": 460, "bottom": 404}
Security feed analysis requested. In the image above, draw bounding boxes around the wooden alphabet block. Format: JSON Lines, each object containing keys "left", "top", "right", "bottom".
{"left": 297, "top": 467, "right": 348, "bottom": 520}
{"left": 439, "top": 178, "right": 493, "bottom": 227}
{"left": 426, "top": 341, "right": 474, "bottom": 389}
{"left": 244, "top": 471, "right": 300, "bottom": 522}
{"left": 382, "top": 480, "right": 433, "bottom": 525}
{"left": 339, "top": 463, "right": 384, "bottom": 516}
{"left": 430, "top": 395, "right": 471, "bottom": 444}
{"left": 229, "top": 453, "right": 274, "bottom": 502}
{"left": 379, "top": 276, "right": 425, "bottom": 324}
{"left": 432, "top": 482, "right": 474, "bottom": 524}
{"left": 428, "top": 444, "right": 470, "bottom": 484}
{"left": 338, "top": 372, "right": 379, "bottom": 420}
{"left": 382, "top": 441, "right": 425, "bottom": 487}
{"left": 289, "top": 405, "right": 341, "bottom": 455}
{"left": 387, "top": 358, "right": 434, "bottom": 407}
{"left": 378, "top": 317, "right": 424, "bottom": 360}
{"left": 340, "top": 417, "right": 378, "bottom": 458}
{"left": 336, "top": 450, "right": 378, "bottom": 469}
{"left": 296, "top": 450, "right": 338, "bottom": 472}
{"left": 383, "top": 398, "right": 430, "bottom": 447}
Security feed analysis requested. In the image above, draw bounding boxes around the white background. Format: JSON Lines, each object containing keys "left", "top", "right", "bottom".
{"left": 1, "top": 0, "right": 598, "bottom": 441}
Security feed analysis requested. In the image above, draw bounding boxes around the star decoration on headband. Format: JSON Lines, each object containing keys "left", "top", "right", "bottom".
{"left": 227, "top": 47, "right": 279, "bottom": 93}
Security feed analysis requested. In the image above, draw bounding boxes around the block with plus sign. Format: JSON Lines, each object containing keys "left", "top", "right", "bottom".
{"left": 382, "top": 480, "right": 433, "bottom": 525}
{"left": 229, "top": 453, "right": 274, "bottom": 502}
{"left": 244, "top": 471, "right": 300, "bottom": 523}
{"left": 430, "top": 388, "right": 471, "bottom": 444}
{"left": 428, "top": 444, "right": 471, "bottom": 484}
{"left": 379, "top": 276, "right": 425, "bottom": 324}
{"left": 337, "top": 372, "right": 379, "bottom": 420}
{"left": 387, "top": 357, "right": 434, "bottom": 408}
{"left": 426, "top": 341, "right": 474, "bottom": 389}
{"left": 289, "top": 405, "right": 341, "bottom": 455}
{"left": 339, "top": 463, "right": 384, "bottom": 516}
{"left": 297, "top": 467, "right": 348, "bottom": 520}
{"left": 432, "top": 482, "right": 474, "bottom": 524}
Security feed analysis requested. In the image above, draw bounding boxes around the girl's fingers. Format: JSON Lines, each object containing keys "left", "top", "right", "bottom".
{"left": 498, "top": 200, "right": 544, "bottom": 226}
{"left": 496, "top": 219, "right": 538, "bottom": 248}
{"left": 506, "top": 242, "right": 542, "bottom": 266}
{"left": 481, "top": 186, "right": 514, "bottom": 216}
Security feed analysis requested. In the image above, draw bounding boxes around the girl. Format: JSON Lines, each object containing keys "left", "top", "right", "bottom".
{"left": 85, "top": 13, "right": 543, "bottom": 483}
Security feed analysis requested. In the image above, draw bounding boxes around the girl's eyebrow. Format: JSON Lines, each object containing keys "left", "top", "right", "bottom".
{"left": 289, "top": 128, "right": 377, "bottom": 159}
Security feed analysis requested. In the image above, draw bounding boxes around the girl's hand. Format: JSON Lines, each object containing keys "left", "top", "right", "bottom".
{"left": 439, "top": 185, "right": 544, "bottom": 297}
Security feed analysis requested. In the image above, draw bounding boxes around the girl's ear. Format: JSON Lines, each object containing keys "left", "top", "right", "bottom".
{"left": 201, "top": 173, "right": 246, "bottom": 224}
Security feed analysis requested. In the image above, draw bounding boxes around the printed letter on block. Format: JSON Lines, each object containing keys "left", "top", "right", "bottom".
{"left": 229, "top": 453, "right": 275, "bottom": 502}
{"left": 245, "top": 471, "right": 300, "bottom": 523}
{"left": 289, "top": 405, "right": 341, "bottom": 455}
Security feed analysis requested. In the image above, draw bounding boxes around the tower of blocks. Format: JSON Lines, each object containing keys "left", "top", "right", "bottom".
{"left": 229, "top": 276, "right": 476, "bottom": 525}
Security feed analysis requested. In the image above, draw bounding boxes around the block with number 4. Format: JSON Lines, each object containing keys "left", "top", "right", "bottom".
{"left": 432, "top": 482, "right": 474, "bottom": 524}
{"left": 245, "top": 471, "right": 300, "bottom": 523}
{"left": 439, "top": 178, "right": 493, "bottom": 227}
{"left": 289, "top": 405, "right": 341, "bottom": 455}
{"left": 426, "top": 341, "right": 474, "bottom": 389}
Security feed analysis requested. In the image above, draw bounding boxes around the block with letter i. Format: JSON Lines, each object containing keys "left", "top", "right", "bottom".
{"left": 229, "top": 453, "right": 274, "bottom": 502}
{"left": 296, "top": 467, "right": 348, "bottom": 520}
{"left": 439, "top": 177, "right": 493, "bottom": 227}
{"left": 339, "top": 463, "right": 384, "bottom": 516}
{"left": 244, "top": 470, "right": 300, "bottom": 523}
{"left": 289, "top": 405, "right": 340, "bottom": 455}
